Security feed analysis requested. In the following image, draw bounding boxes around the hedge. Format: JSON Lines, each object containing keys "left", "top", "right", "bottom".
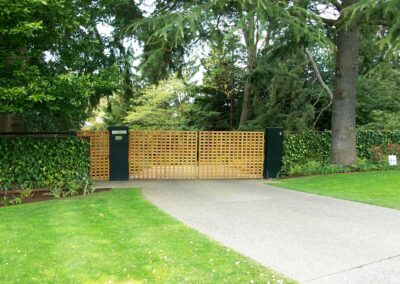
{"left": 0, "top": 137, "right": 90, "bottom": 190}
{"left": 282, "top": 130, "right": 400, "bottom": 175}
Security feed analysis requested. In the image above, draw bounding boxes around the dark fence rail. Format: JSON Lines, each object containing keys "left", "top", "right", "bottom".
{"left": 0, "top": 131, "right": 76, "bottom": 136}
{"left": 0, "top": 132, "right": 77, "bottom": 139}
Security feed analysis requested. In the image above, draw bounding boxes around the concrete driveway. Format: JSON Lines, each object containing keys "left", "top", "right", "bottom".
{"left": 101, "top": 180, "right": 400, "bottom": 283}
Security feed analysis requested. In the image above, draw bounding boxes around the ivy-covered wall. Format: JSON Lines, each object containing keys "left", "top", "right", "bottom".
{"left": 0, "top": 137, "right": 90, "bottom": 190}
{"left": 282, "top": 130, "right": 400, "bottom": 175}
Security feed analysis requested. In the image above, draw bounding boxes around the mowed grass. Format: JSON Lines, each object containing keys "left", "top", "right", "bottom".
{"left": 0, "top": 189, "right": 293, "bottom": 284}
{"left": 269, "top": 170, "right": 400, "bottom": 210}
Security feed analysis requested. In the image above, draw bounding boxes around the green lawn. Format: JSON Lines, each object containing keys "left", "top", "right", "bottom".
{"left": 269, "top": 170, "right": 400, "bottom": 210}
{"left": 0, "top": 189, "right": 293, "bottom": 284}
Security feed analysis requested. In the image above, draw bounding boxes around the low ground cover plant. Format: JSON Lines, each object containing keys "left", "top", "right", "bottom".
{"left": 287, "top": 158, "right": 399, "bottom": 176}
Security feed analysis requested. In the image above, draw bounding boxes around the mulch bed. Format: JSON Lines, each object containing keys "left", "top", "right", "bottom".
{"left": 0, "top": 187, "right": 111, "bottom": 207}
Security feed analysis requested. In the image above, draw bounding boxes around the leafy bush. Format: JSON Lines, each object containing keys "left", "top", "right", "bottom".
{"left": 370, "top": 144, "right": 400, "bottom": 162}
{"left": 282, "top": 130, "right": 400, "bottom": 176}
{"left": 286, "top": 159, "right": 399, "bottom": 177}
{"left": 0, "top": 137, "right": 90, "bottom": 191}
{"left": 282, "top": 131, "right": 331, "bottom": 175}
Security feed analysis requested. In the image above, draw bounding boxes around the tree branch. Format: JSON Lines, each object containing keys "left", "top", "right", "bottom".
{"left": 305, "top": 49, "right": 333, "bottom": 101}
{"left": 313, "top": 98, "right": 332, "bottom": 129}
{"left": 216, "top": 14, "right": 222, "bottom": 31}
{"left": 262, "top": 26, "right": 271, "bottom": 50}
{"left": 305, "top": 49, "right": 334, "bottom": 128}
{"left": 255, "top": 18, "right": 260, "bottom": 48}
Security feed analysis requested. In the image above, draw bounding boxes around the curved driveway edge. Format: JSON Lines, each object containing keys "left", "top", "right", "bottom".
{"left": 99, "top": 180, "right": 400, "bottom": 283}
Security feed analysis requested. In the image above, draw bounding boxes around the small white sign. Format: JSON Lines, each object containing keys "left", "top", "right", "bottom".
{"left": 388, "top": 155, "right": 397, "bottom": 166}
{"left": 112, "top": 130, "right": 127, "bottom": 135}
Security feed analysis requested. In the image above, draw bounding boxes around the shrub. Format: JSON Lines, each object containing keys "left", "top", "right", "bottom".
{"left": 282, "top": 131, "right": 331, "bottom": 176}
{"left": 0, "top": 137, "right": 90, "bottom": 191}
{"left": 285, "top": 159, "right": 398, "bottom": 177}
{"left": 282, "top": 130, "right": 400, "bottom": 176}
{"left": 369, "top": 143, "right": 400, "bottom": 163}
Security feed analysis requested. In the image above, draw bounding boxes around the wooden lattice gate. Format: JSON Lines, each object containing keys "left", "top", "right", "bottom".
{"left": 129, "top": 130, "right": 198, "bottom": 179}
{"left": 128, "top": 130, "right": 264, "bottom": 179}
{"left": 198, "top": 131, "right": 264, "bottom": 178}
{"left": 80, "top": 130, "right": 264, "bottom": 180}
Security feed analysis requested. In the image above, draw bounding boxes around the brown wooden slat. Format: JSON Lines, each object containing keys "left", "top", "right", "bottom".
{"left": 129, "top": 130, "right": 198, "bottom": 179}
{"left": 77, "top": 130, "right": 109, "bottom": 181}
{"left": 198, "top": 131, "right": 264, "bottom": 179}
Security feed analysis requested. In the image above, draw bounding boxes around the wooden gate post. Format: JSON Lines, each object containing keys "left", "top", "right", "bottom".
{"left": 263, "top": 128, "right": 283, "bottom": 179}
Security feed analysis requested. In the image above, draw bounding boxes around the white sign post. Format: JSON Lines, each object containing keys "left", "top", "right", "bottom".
{"left": 388, "top": 155, "right": 397, "bottom": 166}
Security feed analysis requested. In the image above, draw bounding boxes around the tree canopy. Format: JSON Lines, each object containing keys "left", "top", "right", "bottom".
{"left": 0, "top": 0, "right": 141, "bottom": 130}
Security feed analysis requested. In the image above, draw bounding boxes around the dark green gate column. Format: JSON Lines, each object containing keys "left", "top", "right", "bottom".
{"left": 108, "top": 125, "right": 129, "bottom": 181}
{"left": 263, "top": 127, "right": 283, "bottom": 179}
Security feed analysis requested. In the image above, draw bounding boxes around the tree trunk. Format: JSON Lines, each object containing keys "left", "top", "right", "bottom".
{"left": 239, "top": 11, "right": 256, "bottom": 127}
{"left": 229, "top": 95, "right": 234, "bottom": 130}
{"left": 331, "top": 0, "right": 359, "bottom": 165}
{"left": 240, "top": 72, "right": 254, "bottom": 126}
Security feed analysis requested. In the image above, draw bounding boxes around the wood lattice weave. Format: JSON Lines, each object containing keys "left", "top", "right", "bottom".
{"left": 77, "top": 130, "right": 109, "bottom": 180}
{"left": 78, "top": 130, "right": 264, "bottom": 180}
{"left": 198, "top": 131, "right": 264, "bottom": 179}
{"left": 129, "top": 130, "right": 198, "bottom": 179}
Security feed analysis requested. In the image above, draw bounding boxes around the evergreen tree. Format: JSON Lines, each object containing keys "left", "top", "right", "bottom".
{"left": 131, "top": 0, "right": 325, "bottom": 127}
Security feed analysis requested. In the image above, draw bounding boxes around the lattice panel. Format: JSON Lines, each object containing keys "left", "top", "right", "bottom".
{"left": 77, "top": 130, "right": 109, "bottom": 181}
{"left": 198, "top": 131, "right": 264, "bottom": 179}
{"left": 129, "top": 130, "right": 198, "bottom": 179}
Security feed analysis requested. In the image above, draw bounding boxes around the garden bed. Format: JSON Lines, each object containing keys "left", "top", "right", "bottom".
{"left": 0, "top": 187, "right": 111, "bottom": 207}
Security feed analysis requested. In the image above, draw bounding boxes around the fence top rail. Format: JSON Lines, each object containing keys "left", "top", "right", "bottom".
{"left": 0, "top": 131, "right": 76, "bottom": 135}
{"left": 0, "top": 132, "right": 78, "bottom": 139}
{"left": 129, "top": 129, "right": 197, "bottom": 132}
{"left": 129, "top": 130, "right": 264, "bottom": 133}
{"left": 199, "top": 131, "right": 264, "bottom": 133}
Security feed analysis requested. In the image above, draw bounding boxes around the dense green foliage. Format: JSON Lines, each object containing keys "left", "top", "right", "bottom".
{"left": 129, "top": 0, "right": 328, "bottom": 129}
{"left": 124, "top": 77, "right": 190, "bottom": 129}
{"left": 0, "top": 0, "right": 141, "bottom": 131}
{"left": 0, "top": 189, "right": 293, "bottom": 283}
{"left": 350, "top": 0, "right": 400, "bottom": 52}
{"left": 269, "top": 171, "right": 400, "bottom": 210}
{"left": 282, "top": 131, "right": 400, "bottom": 175}
{"left": 245, "top": 50, "right": 329, "bottom": 131}
{"left": 186, "top": 48, "right": 244, "bottom": 130}
{"left": 0, "top": 137, "right": 90, "bottom": 190}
